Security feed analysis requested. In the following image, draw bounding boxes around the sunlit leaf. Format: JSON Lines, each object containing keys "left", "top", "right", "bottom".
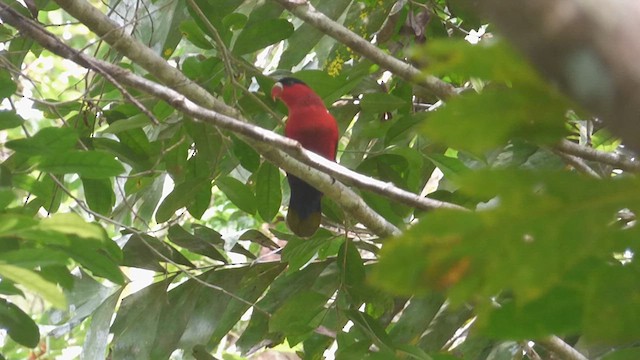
{"left": 0, "top": 264, "right": 65, "bottom": 308}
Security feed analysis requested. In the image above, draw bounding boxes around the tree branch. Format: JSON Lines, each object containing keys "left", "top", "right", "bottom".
{"left": 555, "top": 140, "right": 640, "bottom": 173}
{"left": 538, "top": 336, "right": 590, "bottom": 360}
{"left": 53, "top": 0, "right": 238, "bottom": 118}
{"left": 271, "top": 0, "right": 456, "bottom": 99}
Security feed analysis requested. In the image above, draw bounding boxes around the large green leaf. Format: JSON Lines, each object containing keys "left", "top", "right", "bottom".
{"left": 0, "top": 298, "right": 39, "bottom": 348}
{"left": 269, "top": 290, "right": 328, "bottom": 337}
{"left": 0, "top": 264, "right": 65, "bottom": 308}
{"left": 5, "top": 126, "right": 78, "bottom": 155}
{"left": 167, "top": 224, "right": 227, "bottom": 263}
{"left": 255, "top": 161, "right": 282, "bottom": 222}
{"left": 111, "top": 277, "right": 174, "bottom": 359}
{"left": 155, "top": 177, "right": 211, "bottom": 223}
{"left": 232, "top": 19, "right": 293, "bottom": 55}
{"left": 81, "top": 177, "right": 115, "bottom": 216}
{"left": 36, "top": 150, "right": 125, "bottom": 178}
{"left": 215, "top": 176, "right": 257, "bottom": 215}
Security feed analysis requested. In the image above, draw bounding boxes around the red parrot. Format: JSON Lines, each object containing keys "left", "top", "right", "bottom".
{"left": 271, "top": 77, "right": 339, "bottom": 237}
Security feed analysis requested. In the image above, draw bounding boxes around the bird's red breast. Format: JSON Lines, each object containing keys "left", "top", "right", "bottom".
{"left": 272, "top": 78, "right": 338, "bottom": 161}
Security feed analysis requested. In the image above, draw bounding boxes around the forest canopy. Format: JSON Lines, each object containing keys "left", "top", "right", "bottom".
{"left": 0, "top": 0, "right": 638, "bottom": 359}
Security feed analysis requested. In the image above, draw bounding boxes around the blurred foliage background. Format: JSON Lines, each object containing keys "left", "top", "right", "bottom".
{"left": 0, "top": 0, "right": 638, "bottom": 359}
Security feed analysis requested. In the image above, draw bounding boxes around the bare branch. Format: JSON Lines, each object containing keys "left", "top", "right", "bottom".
{"left": 538, "top": 336, "right": 590, "bottom": 360}
{"left": 551, "top": 148, "right": 600, "bottom": 178}
{"left": 555, "top": 140, "right": 640, "bottom": 173}
{"left": 271, "top": 0, "right": 456, "bottom": 99}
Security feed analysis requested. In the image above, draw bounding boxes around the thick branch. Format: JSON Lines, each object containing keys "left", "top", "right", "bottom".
{"left": 480, "top": 0, "right": 640, "bottom": 153}
{"left": 271, "top": 0, "right": 456, "bottom": 99}
{"left": 555, "top": 140, "right": 640, "bottom": 173}
{"left": 538, "top": 336, "right": 589, "bottom": 360}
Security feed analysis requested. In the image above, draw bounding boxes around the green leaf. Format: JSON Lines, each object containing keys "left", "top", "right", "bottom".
{"left": 255, "top": 162, "right": 282, "bottom": 222}
{"left": 82, "top": 288, "right": 123, "bottom": 359}
{"left": 5, "top": 126, "right": 78, "bottom": 155}
{"left": 81, "top": 177, "right": 114, "bottom": 216}
{"left": 216, "top": 176, "right": 256, "bottom": 215}
{"left": 281, "top": 232, "right": 334, "bottom": 272}
{"left": 269, "top": 290, "right": 328, "bottom": 336}
{"left": 0, "top": 298, "right": 39, "bottom": 348}
{"left": 426, "top": 153, "right": 470, "bottom": 182}
{"left": 179, "top": 20, "right": 213, "bottom": 49}
{"left": 111, "top": 277, "right": 174, "bottom": 359}
{"left": 360, "top": 93, "right": 408, "bottom": 113}
{"left": 338, "top": 240, "right": 366, "bottom": 302}
{"left": 36, "top": 150, "right": 125, "bottom": 178}
{"left": 63, "top": 238, "right": 125, "bottom": 284}
{"left": 101, "top": 113, "right": 151, "bottom": 134}
{"left": 279, "top": 0, "right": 351, "bottom": 68}
{"left": 374, "top": 170, "right": 640, "bottom": 340}
{"left": 419, "top": 39, "right": 539, "bottom": 84}
{"left": 122, "top": 233, "right": 195, "bottom": 271}
{"left": 232, "top": 19, "right": 293, "bottom": 55}
{"left": 0, "top": 264, "right": 65, "bottom": 308}
{"left": 155, "top": 177, "right": 210, "bottom": 223}
{"left": 232, "top": 136, "right": 260, "bottom": 172}
{"left": 237, "top": 262, "right": 331, "bottom": 353}
{"left": 0, "top": 111, "right": 23, "bottom": 130}
{"left": 167, "top": 225, "right": 227, "bottom": 263}
{"left": 38, "top": 213, "right": 108, "bottom": 242}
{"left": 345, "top": 309, "right": 396, "bottom": 352}
{"left": 0, "top": 188, "right": 16, "bottom": 211}
{"left": 602, "top": 348, "right": 640, "bottom": 360}
{"left": 0, "top": 69, "right": 17, "bottom": 99}
{"left": 0, "top": 248, "right": 69, "bottom": 268}
{"left": 423, "top": 87, "right": 568, "bottom": 153}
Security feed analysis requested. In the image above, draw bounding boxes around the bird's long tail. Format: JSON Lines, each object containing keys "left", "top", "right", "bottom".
{"left": 286, "top": 174, "right": 322, "bottom": 237}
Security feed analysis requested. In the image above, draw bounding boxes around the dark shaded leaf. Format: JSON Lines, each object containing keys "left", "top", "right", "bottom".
{"left": 122, "top": 233, "right": 195, "bottom": 271}
{"left": 233, "top": 20, "right": 293, "bottom": 55}
{"left": 155, "top": 177, "right": 211, "bottom": 223}
{"left": 111, "top": 277, "right": 174, "bottom": 359}
{"left": 0, "top": 298, "right": 39, "bottom": 348}
{"left": 168, "top": 224, "right": 227, "bottom": 263}
{"left": 269, "top": 290, "right": 328, "bottom": 337}
{"left": 216, "top": 176, "right": 256, "bottom": 215}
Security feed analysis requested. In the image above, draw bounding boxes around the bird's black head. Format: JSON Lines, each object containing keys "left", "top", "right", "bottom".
{"left": 277, "top": 77, "right": 307, "bottom": 87}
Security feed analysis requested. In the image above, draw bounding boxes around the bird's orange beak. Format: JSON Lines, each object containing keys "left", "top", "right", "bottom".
{"left": 271, "top": 82, "right": 283, "bottom": 101}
